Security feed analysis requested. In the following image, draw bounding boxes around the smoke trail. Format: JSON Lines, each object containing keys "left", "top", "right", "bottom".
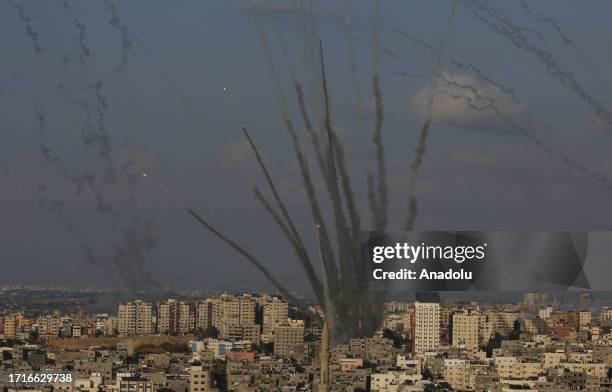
{"left": 372, "top": 0, "right": 382, "bottom": 78}
{"left": 368, "top": 2, "right": 388, "bottom": 232}
{"left": 49, "top": 78, "right": 157, "bottom": 290}
{"left": 320, "top": 42, "right": 361, "bottom": 244}
{"left": 251, "top": 1, "right": 294, "bottom": 123}
{"left": 405, "top": 0, "right": 459, "bottom": 230}
{"left": 253, "top": 187, "right": 296, "bottom": 245}
{"left": 385, "top": 25, "right": 436, "bottom": 52}
{"left": 242, "top": 128, "right": 324, "bottom": 303}
{"left": 295, "top": 82, "right": 326, "bottom": 173}
{"left": 104, "top": 0, "right": 132, "bottom": 72}
{"left": 87, "top": 80, "right": 117, "bottom": 183}
{"left": 250, "top": 5, "right": 337, "bottom": 304}
{"left": 517, "top": 0, "right": 575, "bottom": 47}
{"left": 370, "top": 75, "right": 388, "bottom": 231}
{"left": 294, "top": 141, "right": 341, "bottom": 306}
{"left": 111, "top": 217, "right": 161, "bottom": 291}
{"left": 35, "top": 102, "right": 116, "bottom": 214}
{"left": 33, "top": 107, "right": 112, "bottom": 274}
{"left": 516, "top": 1, "right": 612, "bottom": 93}
{"left": 73, "top": 19, "right": 91, "bottom": 68}
{"left": 293, "top": 0, "right": 325, "bottom": 132}
{"left": 122, "top": 24, "right": 197, "bottom": 116}
{"left": 432, "top": 78, "right": 612, "bottom": 189}
{"left": 451, "top": 60, "right": 520, "bottom": 104}
{"left": 253, "top": 187, "right": 326, "bottom": 304}
{"left": 382, "top": 64, "right": 422, "bottom": 78}
{"left": 34, "top": 187, "right": 101, "bottom": 267}
{"left": 8, "top": 0, "right": 42, "bottom": 54}
{"left": 344, "top": 0, "right": 364, "bottom": 114}
{"left": 61, "top": 1, "right": 91, "bottom": 69}
{"left": 263, "top": 0, "right": 298, "bottom": 84}
{"left": 461, "top": 0, "right": 612, "bottom": 131}
{"left": 26, "top": 10, "right": 161, "bottom": 292}
{"left": 297, "top": 80, "right": 359, "bottom": 291}
{"left": 187, "top": 208, "right": 299, "bottom": 304}
{"left": 319, "top": 41, "right": 359, "bottom": 292}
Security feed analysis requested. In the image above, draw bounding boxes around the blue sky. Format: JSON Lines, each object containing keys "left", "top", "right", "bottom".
{"left": 1, "top": 0, "right": 611, "bottom": 294}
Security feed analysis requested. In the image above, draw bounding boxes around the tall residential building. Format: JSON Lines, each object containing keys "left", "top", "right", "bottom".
{"left": 211, "top": 294, "right": 256, "bottom": 339}
{"left": 538, "top": 306, "right": 553, "bottom": 320}
{"left": 118, "top": 300, "right": 153, "bottom": 336}
{"left": 273, "top": 325, "right": 304, "bottom": 356}
{"left": 412, "top": 301, "right": 440, "bottom": 355}
{"left": 195, "top": 299, "right": 213, "bottom": 331}
{"left": 1, "top": 314, "right": 18, "bottom": 339}
{"left": 602, "top": 307, "right": 612, "bottom": 322}
{"left": 261, "top": 295, "right": 289, "bottom": 337}
{"left": 37, "top": 314, "right": 61, "bottom": 339}
{"left": 189, "top": 366, "right": 215, "bottom": 392}
{"left": 578, "top": 311, "right": 592, "bottom": 329}
{"left": 451, "top": 311, "right": 480, "bottom": 352}
{"left": 157, "top": 299, "right": 191, "bottom": 335}
{"left": 226, "top": 324, "right": 260, "bottom": 344}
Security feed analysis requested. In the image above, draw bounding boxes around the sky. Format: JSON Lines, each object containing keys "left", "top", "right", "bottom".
{"left": 1, "top": 0, "right": 612, "bottom": 296}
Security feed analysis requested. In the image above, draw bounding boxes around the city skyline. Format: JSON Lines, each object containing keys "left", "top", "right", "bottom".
{"left": 1, "top": 290, "right": 611, "bottom": 390}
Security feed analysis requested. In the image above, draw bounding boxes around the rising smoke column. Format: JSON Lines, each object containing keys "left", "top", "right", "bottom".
{"left": 202, "top": 2, "right": 385, "bottom": 340}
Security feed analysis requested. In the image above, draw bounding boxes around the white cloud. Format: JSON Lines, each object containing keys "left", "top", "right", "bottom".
{"left": 412, "top": 72, "right": 525, "bottom": 127}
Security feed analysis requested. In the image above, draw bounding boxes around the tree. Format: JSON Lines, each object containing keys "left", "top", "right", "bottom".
{"left": 422, "top": 368, "right": 434, "bottom": 380}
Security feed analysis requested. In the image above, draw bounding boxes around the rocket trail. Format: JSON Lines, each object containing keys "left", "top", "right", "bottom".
{"left": 432, "top": 82, "right": 612, "bottom": 190}
{"left": 370, "top": 74, "right": 388, "bottom": 232}
{"left": 295, "top": 82, "right": 326, "bottom": 173}
{"left": 8, "top": 0, "right": 42, "bottom": 54}
{"left": 405, "top": 0, "right": 459, "bottom": 230}
{"left": 344, "top": 0, "right": 364, "bottom": 115}
{"left": 319, "top": 41, "right": 356, "bottom": 296}
{"left": 382, "top": 64, "right": 422, "bottom": 78}
{"left": 242, "top": 127, "right": 324, "bottom": 303}
{"left": 186, "top": 208, "right": 300, "bottom": 305}
{"left": 250, "top": 3, "right": 341, "bottom": 304}
{"left": 451, "top": 60, "right": 520, "bottom": 104}
{"left": 517, "top": 0, "right": 575, "bottom": 47}
{"left": 104, "top": 0, "right": 132, "bottom": 72}
{"left": 461, "top": 0, "right": 612, "bottom": 131}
